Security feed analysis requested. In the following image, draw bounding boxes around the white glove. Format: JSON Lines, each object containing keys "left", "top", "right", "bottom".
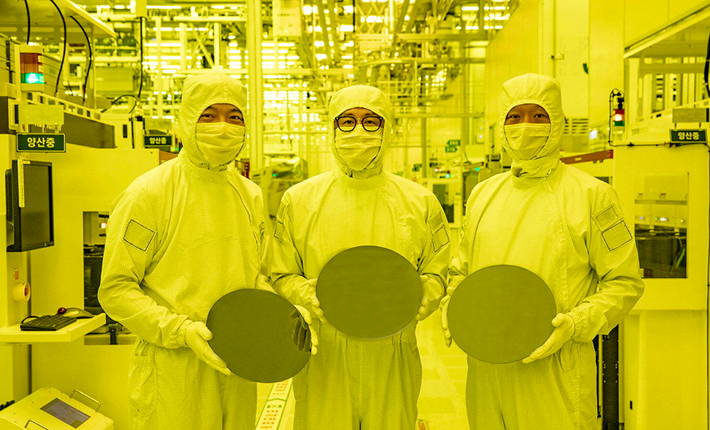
{"left": 291, "top": 305, "right": 319, "bottom": 355}
{"left": 415, "top": 275, "right": 435, "bottom": 321}
{"left": 440, "top": 293, "right": 453, "bottom": 347}
{"left": 184, "top": 321, "right": 231, "bottom": 375}
{"left": 415, "top": 295, "right": 429, "bottom": 321}
{"left": 523, "top": 313, "right": 575, "bottom": 364}
{"left": 303, "top": 279, "right": 326, "bottom": 323}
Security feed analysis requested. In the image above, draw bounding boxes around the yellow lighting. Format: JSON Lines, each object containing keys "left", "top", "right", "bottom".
{"left": 279, "top": 42, "right": 295, "bottom": 47}
{"left": 461, "top": 6, "right": 479, "bottom": 10}
{"left": 340, "top": 25, "right": 354, "bottom": 32}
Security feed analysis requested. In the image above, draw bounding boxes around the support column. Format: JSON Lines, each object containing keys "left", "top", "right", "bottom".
{"left": 247, "top": 0, "right": 264, "bottom": 169}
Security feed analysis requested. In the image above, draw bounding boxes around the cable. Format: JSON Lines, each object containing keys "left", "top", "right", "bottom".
{"left": 131, "top": 16, "right": 144, "bottom": 115}
{"left": 704, "top": 30, "right": 710, "bottom": 98}
{"left": 22, "top": 0, "right": 30, "bottom": 44}
{"left": 70, "top": 16, "right": 92, "bottom": 105}
{"left": 48, "top": 0, "right": 67, "bottom": 97}
{"left": 103, "top": 93, "right": 138, "bottom": 113}
{"left": 706, "top": 150, "right": 710, "bottom": 430}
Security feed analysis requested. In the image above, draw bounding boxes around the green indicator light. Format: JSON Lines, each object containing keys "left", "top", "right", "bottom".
{"left": 21, "top": 73, "right": 45, "bottom": 84}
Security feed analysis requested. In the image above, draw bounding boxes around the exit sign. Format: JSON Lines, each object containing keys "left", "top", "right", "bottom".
{"left": 669, "top": 129, "right": 707, "bottom": 144}
{"left": 17, "top": 133, "right": 66, "bottom": 152}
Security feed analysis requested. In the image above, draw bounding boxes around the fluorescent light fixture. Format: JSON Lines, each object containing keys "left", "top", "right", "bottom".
{"left": 340, "top": 25, "right": 354, "bottom": 32}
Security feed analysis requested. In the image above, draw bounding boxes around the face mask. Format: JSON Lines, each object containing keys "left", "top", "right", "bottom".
{"left": 504, "top": 123, "right": 551, "bottom": 160}
{"left": 334, "top": 128, "right": 383, "bottom": 171}
{"left": 195, "top": 123, "right": 246, "bottom": 167}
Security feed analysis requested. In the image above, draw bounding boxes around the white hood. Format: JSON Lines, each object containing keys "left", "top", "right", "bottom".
{"left": 177, "top": 72, "right": 248, "bottom": 170}
{"left": 499, "top": 73, "right": 565, "bottom": 178}
{"left": 327, "top": 85, "right": 392, "bottom": 178}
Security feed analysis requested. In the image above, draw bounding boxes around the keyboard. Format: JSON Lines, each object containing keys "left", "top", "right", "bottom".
{"left": 20, "top": 314, "right": 77, "bottom": 331}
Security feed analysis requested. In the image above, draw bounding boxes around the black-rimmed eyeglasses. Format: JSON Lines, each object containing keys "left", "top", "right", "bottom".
{"left": 334, "top": 116, "right": 384, "bottom": 132}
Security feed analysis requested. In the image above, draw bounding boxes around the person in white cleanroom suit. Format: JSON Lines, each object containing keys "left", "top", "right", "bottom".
{"left": 98, "top": 73, "right": 271, "bottom": 430}
{"left": 271, "top": 85, "right": 450, "bottom": 429}
{"left": 442, "top": 73, "right": 644, "bottom": 430}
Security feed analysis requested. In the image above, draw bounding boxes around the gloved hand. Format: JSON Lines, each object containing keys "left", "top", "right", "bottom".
{"left": 290, "top": 305, "right": 319, "bottom": 355}
{"left": 440, "top": 293, "right": 453, "bottom": 347}
{"left": 523, "top": 313, "right": 575, "bottom": 364}
{"left": 184, "top": 321, "right": 232, "bottom": 375}
{"left": 415, "top": 295, "right": 429, "bottom": 321}
{"left": 303, "top": 279, "right": 326, "bottom": 323}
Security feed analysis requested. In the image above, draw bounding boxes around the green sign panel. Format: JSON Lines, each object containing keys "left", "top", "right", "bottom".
{"left": 669, "top": 129, "right": 707, "bottom": 144}
{"left": 144, "top": 135, "right": 173, "bottom": 146}
{"left": 447, "top": 139, "right": 461, "bottom": 146}
{"left": 444, "top": 146, "right": 458, "bottom": 153}
{"left": 17, "top": 133, "right": 66, "bottom": 152}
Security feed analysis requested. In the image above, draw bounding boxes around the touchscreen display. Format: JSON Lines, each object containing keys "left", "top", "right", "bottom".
{"left": 40, "top": 398, "right": 90, "bottom": 428}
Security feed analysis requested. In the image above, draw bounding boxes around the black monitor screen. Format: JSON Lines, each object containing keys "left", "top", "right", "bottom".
{"left": 40, "top": 398, "right": 90, "bottom": 428}
{"left": 6, "top": 160, "right": 54, "bottom": 252}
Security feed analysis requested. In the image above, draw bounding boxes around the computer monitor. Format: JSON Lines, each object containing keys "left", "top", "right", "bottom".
{"left": 6, "top": 160, "right": 55, "bottom": 252}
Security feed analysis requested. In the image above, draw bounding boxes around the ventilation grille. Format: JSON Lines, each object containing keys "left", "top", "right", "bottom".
{"left": 564, "top": 117, "right": 589, "bottom": 135}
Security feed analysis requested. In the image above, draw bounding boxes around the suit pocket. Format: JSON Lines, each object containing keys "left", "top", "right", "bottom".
{"left": 128, "top": 348, "right": 157, "bottom": 419}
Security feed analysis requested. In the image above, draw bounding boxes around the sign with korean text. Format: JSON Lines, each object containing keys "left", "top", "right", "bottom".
{"left": 672, "top": 108, "right": 708, "bottom": 124}
{"left": 17, "top": 133, "right": 66, "bottom": 152}
{"left": 444, "top": 145, "right": 458, "bottom": 153}
{"left": 669, "top": 129, "right": 707, "bottom": 144}
{"left": 144, "top": 135, "right": 173, "bottom": 147}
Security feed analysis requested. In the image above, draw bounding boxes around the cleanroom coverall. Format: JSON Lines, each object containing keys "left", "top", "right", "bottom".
{"left": 271, "top": 85, "right": 450, "bottom": 430}
{"left": 98, "top": 73, "right": 269, "bottom": 430}
{"left": 449, "top": 74, "right": 644, "bottom": 430}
